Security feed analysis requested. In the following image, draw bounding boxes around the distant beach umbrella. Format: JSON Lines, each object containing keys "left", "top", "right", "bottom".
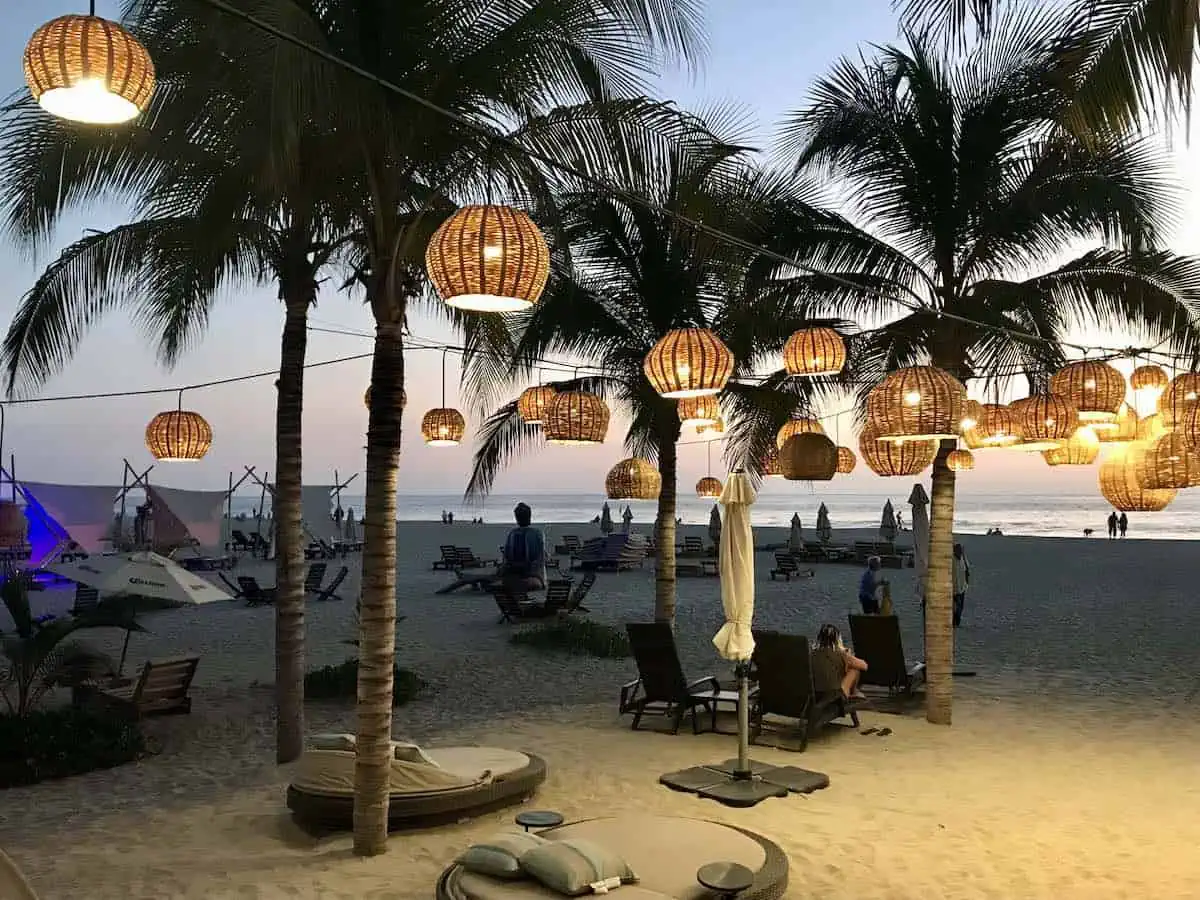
{"left": 907, "top": 484, "right": 930, "bottom": 598}
{"left": 788, "top": 513, "right": 802, "bottom": 554}
{"left": 600, "top": 502, "right": 614, "bottom": 534}
{"left": 622, "top": 505, "right": 634, "bottom": 533}
{"left": 816, "top": 503, "right": 832, "bottom": 543}
{"left": 708, "top": 504, "right": 722, "bottom": 545}
{"left": 879, "top": 499, "right": 898, "bottom": 542}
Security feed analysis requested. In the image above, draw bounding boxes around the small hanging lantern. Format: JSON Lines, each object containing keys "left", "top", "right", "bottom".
{"left": 858, "top": 426, "right": 936, "bottom": 477}
{"left": 947, "top": 448, "right": 975, "bottom": 471}
{"left": 779, "top": 433, "right": 838, "bottom": 481}
{"left": 760, "top": 445, "right": 783, "bottom": 478}
{"left": 782, "top": 327, "right": 846, "bottom": 377}
{"left": 1136, "top": 433, "right": 1200, "bottom": 489}
{"left": 425, "top": 205, "right": 550, "bottom": 312}
{"left": 643, "top": 328, "right": 734, "bottom": 398}
{"left": 695, "top": 476, "right": 723, "bottom": 498}
{"left": 836, "top": 446, "right": 856, "bottom": 474}
{"left": 605, "top": 458, "right": 661, "bottom": 500}
{"left": 1008, "top": 393, "right": 1079, "bottom": 452}
{"left": 866, "top": 365, "right": 966, "bottom": 442}
{"left": 421, "top": 408, "right": 466, "bottom": 446}
{"left": 1042, "top": 427, "right": 1100, "bottom": 466}
{"left": 1049, "top": 360, "right": 1125, "bottom": 426}
{"left": 1130, "top": 364, "right": 1169, "bottom": 393}
{"left": 1158, "top": 372, "right": 1200, "bottom": 427}
{"left": 775, "top": 415, "right": 825, "bottom": 449}
{"left": 698, "top": 417, "right": 725, "bottom": 435}
{"left": 517, "top": 385, "right": 557, "bottom": 425}
{"left": 677, "top": 395, "right": 721, "bottom": 427}
{"left": 24, "top": 13, "right": 155, "bottom": 125}
{"left": 363, "top": 386, "right": 406, "bottom": 410}
{"left": 146, "top": 409, "right": 213, "bottom": 461}
{"left": 964, "top": 403, "right": 1019, "bottom": 448}
{"left": 544, "top": 391, "right": 610, "bottom": 445}
{"left": 960, "top": 399, "right": 983, "bottom": 433}
{"left": 1098, "top": 403, "right": 1139, "bottom": 443}
{"left": 0, "top": 501, "right": 27, "bottom": 548}
{"left": 1099, "top": 447, "right": 1175, "bottom": 512}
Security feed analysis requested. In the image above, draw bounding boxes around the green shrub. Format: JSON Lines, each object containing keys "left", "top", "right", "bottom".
{"left": 0, "top": 707, "right": 146, "bottom": 788}
{"left": 304, "top": 658, "right": 424, "bottom": 706}
{"left": 510, "top": 618, "right": 631, "bottom": 659}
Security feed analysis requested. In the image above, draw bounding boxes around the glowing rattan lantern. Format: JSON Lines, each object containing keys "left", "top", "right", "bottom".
{"left": 1042, "top": 427, "right": 1100, "bottom": 466}
{"left": 775, "top": 416, "right": 825, "bottom": 449}
{"left": 960, "top": 399, "right": 983, "bottom": 433}
{"left": 24, "top": 14, "right": 155, "bottom": 125}
{"left": 1138, "top": 412, "right": 1167, "bottom": 443}
{"left": 1009, "top": 393, "right": 1079, "bottom": 452}
{"left": 1136, "top": 433, "right": 1200, "bottom": 489}
{"left": 425, "top": 205, "right": 550, "bottom": 312}
{"left": 836, "top": 446, "right": 856, "bottom": 474}
{"left": 947, "top": 448, "right": 975, "bottom": 471}
{"left": 605, "top": 457, "right": 661, "bottom": 500}
{"left": 779, "top": 433, "right": 837, "bottom": 481}
{"left": 146, "top": 410, "right": 212, "bottom": 462}
{"left": 421, "top": 408, "right": 466, "bottom": 446}
{"left": 1131, "top": 364, "right": 1169, "bottom": 393}
{"left": 760, "top": 445, "right": 783, "bottom": 478}
{"left": 1158, "top": 372, "right": 1200, "bottom": 427}
{"left": 544, "top": 391, "right": 609, "bottom": 445}
{"left": 1098, "top": 403, "right": 1138, "bottom": 443}
{"left": 963, "top": 403, "right": 1018, "bottom": 449}
{"left": 696, "top": 476, "right": 723, "bottom": 498}
{"left": 782, "top": 327, "right": 846, "bottom": 377}
{"left": 363, "top": 386, "right": 406, "bottom": 410}
{"left": 517, "top": 385, "right": 556, "bottom": 425}
{"left": 858, "top": 427, "right": 936, "bottom": 477}
{"left": 1049, "top": 360, "right": 1125, "bottom": 425}
{"left": 1099, "top": 446, "right": 1175, "bottom": 512}
{"left": 643, "top": 328, "right": 733, "bottom": 398}
{"left": 866, "top": 366, "right": 966, "bottom": 442}
{"left": 677, "top": 395, "right": 721, "bottom": 428}
{"left": 0, "top": 501, "right": 27, "bottom": 548}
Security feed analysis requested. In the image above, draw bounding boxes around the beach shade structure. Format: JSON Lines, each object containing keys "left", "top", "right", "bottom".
{"left": 709, "top": 504, "right": 722, "bottom": 545}
{"left": 600, "top": 503, "right": 614, "bottom": 534}
{"left": 643, "top": 328, "right": 734, "bottom": 398}
{"left": 908, "top": 484, "right": 930, "bottom": 601}
{"left": 816, "top": 503, "right": 832, "bottom": 542}
{"left": 49, "top": 551, "right": 231, "bottom": 605}
{"left": 622, "top": 505, "right": 634, "bottom": 534}
{"left": 788, "top": 513, "right": 803, "bottom": 554}
{"left": 879, "top": 500, "right": 898, "bottom": 542}
{"left": 144, "top": 485, "right": 226, "bottom": 555}
{"left": 19, "top": 481, "right": 124, "bottom": 566}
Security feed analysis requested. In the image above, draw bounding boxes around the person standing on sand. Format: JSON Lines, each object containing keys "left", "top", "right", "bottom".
{"left": 1107, "top": 510, "right": 1118, "bottom": 539}
{"left": 1118, "top": 512, "right": 1128, "bottom": 538}
{"left": 500, "top": 502, "right": 546, "bottom": 594}
{"left": 858, "top": 556, "right": 887, "bottom": 614}
{"left": 952, "top": 543, "right": 970, "bottom": 627}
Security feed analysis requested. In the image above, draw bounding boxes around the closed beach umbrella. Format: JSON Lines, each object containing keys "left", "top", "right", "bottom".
{"left": 816, "top": 502, "right": 832, "bottom": 542}
{"left": 788, "top": 513, "right": 803, "bottom": 554}
{"left": 49, "top": 551, "right": 230, "bottom": 605}
{"left": 908, "top": 483, "right": 930, "bottom": 598}
{"left": 600, "top": 502, "right": 613, "bottom": 534}
{"left": 880, "top": 499, "right": 898, "bottom": 542}
{"left": 345, "top": 508, "right": 357, "bottom": 541}
{"left": 708, "top": 504, "right": 722, "bottom": 544}
{"left": 622, "top": 505, "right": 633, "bottom": 533}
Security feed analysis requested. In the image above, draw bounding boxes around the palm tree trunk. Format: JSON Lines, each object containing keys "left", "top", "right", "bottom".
{"left": 353, "top": 314, "right": 404, "bottom": 856}
{"left": 654, "top": 434, "right": 678, "bottom": 626}
{"left": 274, "top": 289, "right": 311, "bottom": 763}
{"left": 924, "top": 438, "right": 957, "bottom": 725}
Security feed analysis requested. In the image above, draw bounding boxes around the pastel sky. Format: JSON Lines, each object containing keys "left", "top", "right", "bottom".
{"left": 3, "top": 1, "right": 1199, "bottom": 499}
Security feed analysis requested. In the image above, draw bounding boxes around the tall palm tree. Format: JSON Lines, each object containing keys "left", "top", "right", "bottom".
{"left": 775, "top": 21, "right": 1200, "bottom": 724}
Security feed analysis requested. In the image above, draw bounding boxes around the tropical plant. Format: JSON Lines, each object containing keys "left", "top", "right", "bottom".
{"left": 775, "top": 19, "right": 1200, "bottom": 724}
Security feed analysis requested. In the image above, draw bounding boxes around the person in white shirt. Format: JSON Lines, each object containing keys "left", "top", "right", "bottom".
{"left": 952, "top": 543, "right": 970, "bottom": 627}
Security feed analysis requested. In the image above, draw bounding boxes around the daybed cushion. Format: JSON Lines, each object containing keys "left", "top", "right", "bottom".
{"left": 425, "top": 747, "right": 531, "bottom": 781}
{"left": 454, "top": 872, "right": 671, "bottom": 900}
{"left": 458, "top": 832, "right": 548, "bottom": 880}
{"left": 292, "top": 750, "right": 479, "bottom": 797}
{"left": 309, "top": 733, "right": 356, "bottom": 751}
{"left": 520, "top": 838, "right": 637, "bottom": 896}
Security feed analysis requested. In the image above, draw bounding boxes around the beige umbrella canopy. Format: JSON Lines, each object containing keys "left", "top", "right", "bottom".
{"left": 788, "top": 513, "right": 803, "bottom": 554}
{"left": 816, "top": 503, "right": 832, "bottom": 542}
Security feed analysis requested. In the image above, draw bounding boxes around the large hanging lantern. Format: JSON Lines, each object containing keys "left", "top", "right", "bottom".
{"left": 866, "top": 366, "right": 966, "bottom": 442}
{"left": 760, "top": 445, "right": 783, "bottom": 478}
{"left": 695, "top": 476, "right": 723, "bottom": 498}
{"left": 605, "top": 458, "right": 661, "bottom": 500}
{"left": 775, "top": 416, "right": 825, "bottom": 449}
{"left": 544, "top": 391, "right": 609, "bottom": 445}
{"left": 698, "top": 417, "right": 725, "bottom": 435}
{"left": 0, "top": 501, "right": 27, "bottom": 548}
{"left": 1138, "top": 412, "right": 1167, "bottom": 443}
{"left": 1049, "top": 360, "right": 1125, "bottom": 426}
{"left": 782, "top": 327, "right": 846, "bottom": 377}
{"left": 643, "top": 328, "right": 734, "bottom": 398}
{"left": 858, "top": 427, "right": 936, "bottom": 477}
{"left": 1099, "top": 446, "right": 1175, "bottom": 512}
{"left": 677, "top": 395, "right": 720, "bottom": 427}
{"left": 836, "top": 446, "right": 856, "bottom": 474}
{"left": 363, "top": 386, "right": 406, "bottom": 410}
{"left": 1098, "top": 402, "right": 1138, "bottom": 443}
{"left": 146, "top": 410, "right": 212, "bottom": 461}
{"left": 1042, "top": 427, "right": 1100, "bottom": 466}
{"left": 1009, "top": 393, "right": 1079, "bottom": 452}
{"left": 1158, "top": 372, "right": 1200, "bottom": 427}
{"left": 421, "top": 408, "right": 466, "bottom": 446}
{"left": 947, "top": 448, "right": 975, "bottom": 471}
{"left": 517, "top": 385, "right": 557, "bottom": 425}
{"left": 1131, "top": 364, "right": 1169, "bottom": 393}
{"left": 964, "top": 403, "right": 1019, "bottom": 449}
{"left": 779, "top": 433, "right": 837, "bottom": 481}
{"left": 1136, "top": 433, "right": 1200, "bottom": 489}
{"left": 24, "top": 15, "right": 155, "bottom": 125}
{"left": 425, "top": 205, "right": 550, "bottom": 312}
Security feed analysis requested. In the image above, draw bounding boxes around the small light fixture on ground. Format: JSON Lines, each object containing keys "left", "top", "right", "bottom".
{"left": 866, "top": 366, "right": 966, "bottom": 442}
{"left": 775, "top": 415, "right": 825, "bottom": 449}
{"left": 146, "top": 408, "right": 212, "bottom": 462}
{"left": 544, "top": 391, "right": 610, "bottom": 444}
{"left": 605, "top": 458, "right": 660, "bottom": 500}
{"left": 782, "top": 327, "right": 845, "bottom": 377}
{"left": 1049, "top": 360, "right": 1125, "bottom": 426}
{"left": 677, "top": 395, "right": 720, "bottom": 428}
{"left": 643, "top": 328, "right": 733, "bottom": 398}
{"left": 517, "top": 384, "right": 556, "bottom": 425}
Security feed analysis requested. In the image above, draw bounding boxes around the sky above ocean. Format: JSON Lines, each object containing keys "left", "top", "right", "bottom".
{"left": 3, "top": 3, "right": 1200, "bottom": 499}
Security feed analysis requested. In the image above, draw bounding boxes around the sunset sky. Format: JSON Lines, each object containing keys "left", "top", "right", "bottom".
{"left": 3, "top": 1, "right": 1199, "bottom": 499}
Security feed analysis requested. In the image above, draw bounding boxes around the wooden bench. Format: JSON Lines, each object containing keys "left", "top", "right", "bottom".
{"left": 96, "top": 656, "right": 200, "bottom": 717}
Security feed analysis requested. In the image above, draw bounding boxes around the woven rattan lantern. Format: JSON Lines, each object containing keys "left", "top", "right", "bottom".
{"left": 1049, "top": 360, "right": 1125, "bottom": 425}
{"left": 1159, "top": 373, "right": 1200, "bottom": 427}
{"left": 24, "top": 14, "right": 155, "bottom": 125}
{"left": 1099, "top": 447, "right": 1175, "bottom": 512}
{"left": 677, "top": 395, "right": 721, "bottom": 428}
{"left": 695, "top": 476, "right": 723, "bottom": 498}
{"left": 643, "top": 328, "right": 734, "bottom": 398}
{"left": 1131, "top": 364, "right": 1169, "bottom": 393}
{"left": 867, "top": 366, "right": 966, "bottom": 442}
{"left": 363, "top": 386, "right": 406, "bottom": 410}
{"left": 960, "top": 399, "right": 983, "bottom": 433}
{"left": 779, "top": 433, "right": 837, "bottom": 481}
{"left": 544, "top": 391, "right": 609, "bottom": 445}
{"left": 698, "top": 417, "right": 725, "bottom": 435}
{"left": 782, "top": 327, "right": 846, "bottom": 377}
{"left": 963, "top": 403, "right": 1018, "bottom": 448}
{"left": 760, "top": 445, "right": 783, "bottom": 478}
{"left": 425, "top": 205, "right": 550, "bottom": 312}
{"left": 0, "top": 501, "right": 27, "bottom": 547}
{"left": 517, "top": 385, "right": 556, "bottom": 425}
{"left": 1042, "top": 426, "right": 1100, "bottom": 466}
{"left": 775, "top": 416, "right": 825, "bottom": 449}
{"left": 146, "top": 410, "right": 212, "bottom": 461}
{"left": 1009, "top": 393, "right": 1079, "bottom": 452}
{"left": 947, "top": 448, "right": 975, "bottom": 471}
{"left": 1136, "top": 433, "right": 1200, "bottom": 489}
{"left": 1138, "top": 412, "right": 1167, "bottom": 443}
{"left": 421, "top": 408, "right": 466, "bottom": 446}
{"left": 836, "top": 446, "right": 856, "bottom": 474}
{"left": 1098, "top": 402, "right": 1138, "bottom": 443}
{"left": 858, "top": 427, "right": 936, "bottom": 477}
{"left": 605, "top": 458, "right": 661, "bottom": 500}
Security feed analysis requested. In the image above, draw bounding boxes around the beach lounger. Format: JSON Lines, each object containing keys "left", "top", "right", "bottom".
{"left": 769, "top": 552, "right": 810, "bottom": 581}
{"left": 93, "top": 655, "right": 200, "bottom": 717}
{"left": 566, "top": 571, "right": 595, "bottom": 613}
{"left": 493, "top": 589, "right": 540, "bottom": 623}
{"left": 676, "top": 557, "right": 719, "bottom": 577}
{"left": 848, "top": 614, "right": 926, "bottom": 697}
{"left": 0, "top": 849, "right": 39, "bottom": 900}
{"left": 553, "top": 534, "right": 582, "bottom": 555}
{"left": 620, "top": 622, "right": 738, "bottom": 734}
{"left": 238, "top": 575, "right": 276, "bottom": 606}
{"left": 312, "top": 566, "right": 348, "bottom": 602}
{"left": 542, "top": 579, "right": 572, "bottom": 615}
{"left": 455, "top": 547, "right": 497, "bottom": 569}
{"left": 433, "top": 545, "right": 460, "bottom": 570}
{"left": 678, "top": 535, "right": 705, "bottom": 557}
{"left": 70, "top": 584, "right": 99, "bottom": 615}
{"left": 303, "top": 562, "right": 328, "bottom": 594}
{"left": 218, "top": 571, "right": 245, "bottom": 600}
{"left": 229, "top": 529, "right": 254, "bottom": 553}
{"left": 750, "top": 630, "right": 860, "bottom": 751}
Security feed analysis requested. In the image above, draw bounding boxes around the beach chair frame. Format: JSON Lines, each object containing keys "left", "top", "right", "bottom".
{"left": 847, "top": 614, "right": 926, "bottom": 697}
{"left": 750, "top": 630, "right": 859, "bottom": 751}
{"left": 620, "top": 622, "right": 733, "bottom": 734}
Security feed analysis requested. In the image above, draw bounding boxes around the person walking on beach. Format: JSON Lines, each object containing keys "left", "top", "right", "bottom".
{"left": 499, "top": 502, "right": 546, "bottom": 594}
{"left": 952, "top": 543, "right": 970, "bottom": 628}
{"left": 1107, "top": 510, "right": 1118, "bottom": 539}
{"left": 1118, "top": 512, "right": 1128, "bottom": 538}
{"left": 858, "top": 556, "right": 887, "bottom": 614}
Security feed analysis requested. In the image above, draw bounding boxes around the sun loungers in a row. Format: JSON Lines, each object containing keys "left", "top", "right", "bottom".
{"left": 431, "top": 545, "right": 497, "bottom": 571}
{"left": 494, "top": 573, "right": 595, "bottom": 622}
{"left": 218, "top": 562, "right": 347, "bottom": 606}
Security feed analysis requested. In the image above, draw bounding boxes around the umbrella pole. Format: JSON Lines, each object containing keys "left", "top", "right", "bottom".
{"left": 117, "top": 629, "right": 132, "bottom": 677}
{"left": 734, "top": 661, "right": 751, "bottom": 778}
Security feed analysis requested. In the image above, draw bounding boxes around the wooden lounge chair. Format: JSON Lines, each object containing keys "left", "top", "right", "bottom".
{"left": 553, "top": 535, "right": 582, "bottom": 555}
{"left": 848, "top": 614, "right": 926, "bottom": 697}
{"left": 678, "top": 535, "right": 705, "bottom": 557}
{"left": 676, "top": 557, "right": 718, "bottom": 577}
{"left": 229, "top": 529, "right": 253, "bottom": 553}
{"left": 493, "top": 589, "right": 538, "bottom": 623}
{"left": 94, "top": 656, "right": 200, "bottom": 717}
{"left": 0, "top": 850, "right": 38, "bottom": 900}
{"left": 455, "top": 547, "right": 497, "bottom": 569}
{"left": 769, "top": 552, "right": 810, "bottom": 581}
{"left": 750, "top": 630, "right": 859, "bottom": 751}
{"left": 312, "top": 566, "right": 348, "bottom": 602}
{"left": 432, "top": 545, "right": 460, "bottom": 570}
{"left": 237, "top": 575, "right": 276, "bottom": 606}
{"left": 218, "top": 571, "right": 245, "bottom": 600}
{"left": 303, "top": 562, "right": 328, "bottom": 594}
{"left": 542, "top": 579, "right": 572, "bottom": 615}
{"left": 620, "top": 622, "right": 738, "bottom": 734}
{"left": 71, "top": 584, "right": 99, "bottom": 615}
{"left": 567, "top": 571, "right": 595, "bottom": 613}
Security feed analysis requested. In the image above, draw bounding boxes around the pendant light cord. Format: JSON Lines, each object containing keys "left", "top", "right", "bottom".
{"left": 441, "top": 349, "right": 448, "bottom": 407}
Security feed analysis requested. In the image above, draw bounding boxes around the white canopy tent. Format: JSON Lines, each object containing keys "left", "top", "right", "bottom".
{"left": 20, "top": 481, "right": 122, "bottom": 560}
{"left": 146, "top": 485, "right": 227, "bottom": 554}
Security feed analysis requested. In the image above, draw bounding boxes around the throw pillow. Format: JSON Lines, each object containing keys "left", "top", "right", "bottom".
{"left": 391, "top": 741, "right": 441, "bottom": 767}
{"left": 520, "top": 838, "right": 637, "bottom": 896}
{"left": 308, "top": 733, "right": 355, "bottom": 752}
{"left": 457, "top": 831, "right": 548, "bottom": 880}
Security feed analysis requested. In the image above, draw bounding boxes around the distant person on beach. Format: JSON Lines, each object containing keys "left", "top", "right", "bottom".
{"left": 896, "top": 510, "right": 904, "bottom": 532}
{"left": 1118, "top": 512, "right": 1128, "bottom": 538}
{"left": 858, "top": 556, "right": 887, "bottom": 614}
{"left": 1107, "top": 510, "right": 1118, "bottom": 539}
{"left": 812, "top": 624, "right": 868, "bottom": 700}
{"left": 500, "top": 502, "right": 546, "bottom": 593}
{"left": 952, "top": 543, "right": 970, "bottom": 628}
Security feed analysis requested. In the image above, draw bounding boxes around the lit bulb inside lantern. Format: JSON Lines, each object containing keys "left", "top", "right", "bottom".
{"left": 39, "top": 76, "right": 142, "bottom": 125}
{"left": 961, "top": 415, "right": 977, "bottom": 430}
{"left": 1187, "top": 391, "right": 1198, "bottom": 401}
{"left": 1045, "top": 417, "right": 1056, "bottom": 426}
{"left": 439, "top": 425, "right": 449, "bottom": 436}
{"left": 482, "top": 244, "right": 503, "bottom": 260}
{"left": 903, "top": 390, "right": 921, "bottom": 406}
{"left": 677, "top": 364, "right": 691, "bottom": 379}
{"left": 1084, "top": 379, "right": 1096, "bottom": 389}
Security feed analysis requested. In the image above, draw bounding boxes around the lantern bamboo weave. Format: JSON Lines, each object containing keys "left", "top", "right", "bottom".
{"left": 517, "top": 385, "right": 557, "bottom": 425}
{"left": 696, "top": 476, "right": 723, "bottom": 498}
{"left": 677, "top": 395, "right": 720, "bottom": 426}
{"left": 963, "top": 403, "right": 1018, "bottom": 448}
{"left": 866, "top": 366, "right": 965, "bottom": 441}
{"left": 775, "top": 416, "right": 825, "bottom": 449}
{"left": 960, "top": 399, "right": 983, "bottom": 432}
{"left": 1099, "top": 447, "right": 1175, "bottom": 512}
{"left": 760, "top": 445, "right": 783, "bottom": 477}
{"left": 782, "top": 327, "right": 846, "bottom": 377}
{"left": 425, "top": 205, "right": 550, "bottom": 312}
{"left": 544, "top": 391, "right": 610, "bottom": 445}
{"left": 836, "top": 446, "right": 856, "bottom": 474}
{"left": 1098, "top": 403, "right": 1138, "bottom": 443}
{"left": 1048, "top": 360, "right": 1125, "bottom": 423}
{"left": 1131, "top": 364, "right": 1168, "bottom": 392}
{"left": 1009, "top": 393, "right": 1079, "bottom": 451}
{"left": 1136, "top": 433, "right": 1200, "bottom": 489}
{"left": 1158, "top": 373, "right": 1200, "bottom": 427}
{"left": 858, "top": 427, "right": 936, "bottom": 477}
{"left": 698, "top": 417, "right": 725, "bottom": 435}
{"left": 0, "top": 501, "right": 27, "bottom": 548}
{"left": 421, "top": 408, "right": 466, "bottom": 446}
{"left": 363, "top": 386, "right": 407, "bottom": 410}
{"left": 24, "top": 15, "right": 155, "bottom": 124}
{"left": 146, "top": 410, "right": 212, "bottom": 461}
{"left": 947, "top": 448, "right": 974, "bottom": 471}
{"left": 779, "top": 433, "right": 837, "bottom": 481}
{"left": 1042, "top": 427, "right": 1100, "bottom": 466}
{"left": 643, "top": 328, "right": 734, "bottom": 398}
{"left": 605, "top": 458, "right": 661, "bottom": 500}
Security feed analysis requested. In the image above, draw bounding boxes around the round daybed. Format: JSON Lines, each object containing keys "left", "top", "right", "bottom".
{"left": 287, "top": 745, "right": 547, "bottom": 830}
{"left": 435, "top": 814, "right": 789, "bottom": 900}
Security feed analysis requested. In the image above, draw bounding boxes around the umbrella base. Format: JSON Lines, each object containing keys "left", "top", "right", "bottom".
{"left": 660, "top": 759, "right": 827, "bottom": 808}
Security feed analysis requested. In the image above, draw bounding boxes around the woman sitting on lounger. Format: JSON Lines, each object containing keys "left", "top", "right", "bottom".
{"left": 812, "top": 624, "right": 868, "bottom": 700}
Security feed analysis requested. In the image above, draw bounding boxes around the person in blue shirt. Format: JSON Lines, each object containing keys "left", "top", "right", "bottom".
{"left": 500, "top": 502, "right": 546, "bottom": 593}
{"left": 858, "top": 556, "right": 887, "bottom": 614}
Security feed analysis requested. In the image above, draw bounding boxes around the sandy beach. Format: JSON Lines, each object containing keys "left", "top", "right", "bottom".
{"left": 3, "top": 521, "right": 1199, "bottom": 899}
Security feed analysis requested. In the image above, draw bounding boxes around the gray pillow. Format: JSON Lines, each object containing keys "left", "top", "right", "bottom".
{"left": 457, "top": 831, "right": 548, "bottom": 880}
{"left": 308, "top": 733, "right": 355, "bottom": 751}
{"left": 520, "top": 838, "right": 637, "bottom": 895}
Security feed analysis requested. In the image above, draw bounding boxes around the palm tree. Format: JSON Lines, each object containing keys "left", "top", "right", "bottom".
{"left": 775, "top": 21, "right": 1200, "bottom": 724}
